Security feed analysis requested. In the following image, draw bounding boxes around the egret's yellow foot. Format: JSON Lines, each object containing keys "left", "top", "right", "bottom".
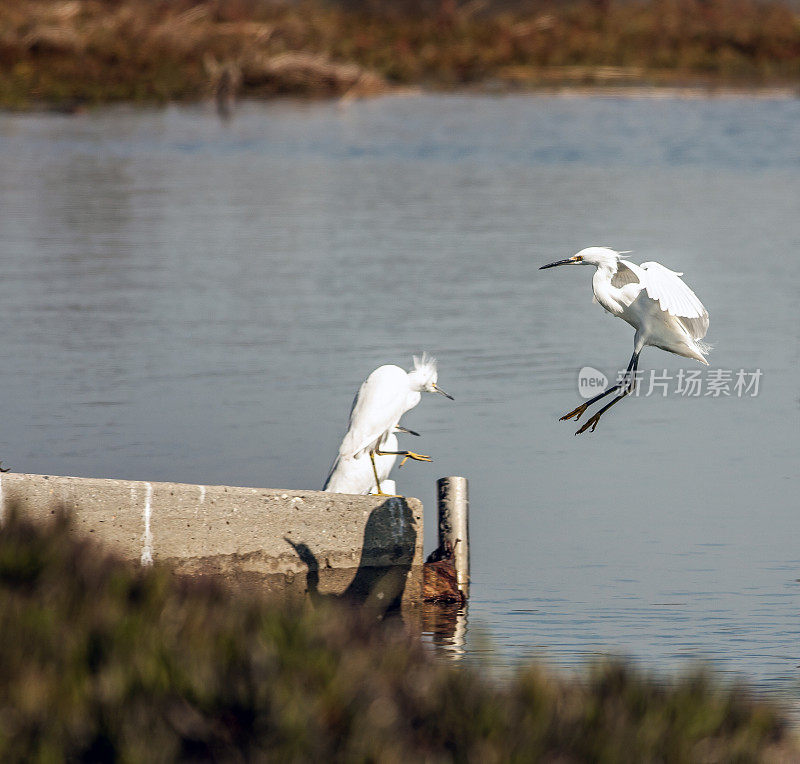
{"left": 575, "top": 412, "right": 603, "bottom": 435}
{"left": 398, "top": 451, "right": 432, "bottom": 468}
{"left": 560, "top": 402, "right": 589, "bottom": 421}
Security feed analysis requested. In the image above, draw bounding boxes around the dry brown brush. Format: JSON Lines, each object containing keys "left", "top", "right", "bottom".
{"left": 1, "top": 0, "right": 800, "bottom": 108}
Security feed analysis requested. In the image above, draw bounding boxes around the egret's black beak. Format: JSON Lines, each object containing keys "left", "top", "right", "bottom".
{"left": 539, "top": 257, "right": 577, "bottom": 270}
{"left": 434, "top": 384, "right": 454, "bottom": 400}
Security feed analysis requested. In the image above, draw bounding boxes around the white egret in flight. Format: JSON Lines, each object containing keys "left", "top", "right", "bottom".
{"left": 540, "top": 247, "right": 710, "bottom": 434}
{"left": 323, "top": 354, "right": 453, "bottom": 495}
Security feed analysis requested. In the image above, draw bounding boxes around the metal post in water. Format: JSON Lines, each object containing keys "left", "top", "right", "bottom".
{"left": 436, "top": 476, "right": 469, "bottom": 596}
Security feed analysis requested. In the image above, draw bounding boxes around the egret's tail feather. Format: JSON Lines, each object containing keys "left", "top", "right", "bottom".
{"left": 690, "top": 340, "right": 712, "bottom": 365}
{"left": 676, "top": 339, "right": 711, "bottom": 365}
{"left": 696, "top": 340, "right": 713, "bottom": 355}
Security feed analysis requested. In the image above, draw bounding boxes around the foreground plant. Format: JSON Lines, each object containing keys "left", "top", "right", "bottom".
{"left": 0, "top": 509, "right": 793, "bottom": 761}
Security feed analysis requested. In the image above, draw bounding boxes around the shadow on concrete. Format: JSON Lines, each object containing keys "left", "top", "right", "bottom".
{"left": 284, "top": 497, "right": 417, "bottom": 617}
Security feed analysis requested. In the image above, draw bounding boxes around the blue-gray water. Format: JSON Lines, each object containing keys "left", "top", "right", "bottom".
{"left": 0, "top": 94, "right": 797, "bottom": 701}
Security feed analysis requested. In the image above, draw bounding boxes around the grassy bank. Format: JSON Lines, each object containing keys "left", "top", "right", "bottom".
{"left": 1, "top": 0, "right": 800, "bottom": 109}
{"left": 0, "top": 508, "right": 795, "bottom": 761}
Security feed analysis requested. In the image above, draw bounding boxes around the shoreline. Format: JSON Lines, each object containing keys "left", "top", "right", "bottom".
{"left": 4, "top": 81, "right": 798, "bottom": 116}
{"left": 447, "top": 81, "right": 800, "bottom": 99}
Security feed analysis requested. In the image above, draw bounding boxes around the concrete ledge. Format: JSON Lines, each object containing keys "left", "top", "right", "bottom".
{"left": 0, "top": 473, "right": 424, "bottom": 607}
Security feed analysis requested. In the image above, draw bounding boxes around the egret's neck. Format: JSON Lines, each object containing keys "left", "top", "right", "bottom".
{"left": 592, "top": 263, "right": 624, "bottom": 315}
{"left": 404, "top": 389, "right": 422, "bottom": 413}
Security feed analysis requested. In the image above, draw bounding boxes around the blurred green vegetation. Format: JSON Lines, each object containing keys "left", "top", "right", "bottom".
{"left": 1, "top": 0, "right": 800, "bottom": 108}
{"left": 0, "top": 508, "right": 794, "bottom": 761}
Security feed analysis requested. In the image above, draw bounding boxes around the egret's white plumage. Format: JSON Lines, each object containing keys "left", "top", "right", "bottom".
{"left": 323, "top": 354, "right": 453, "bottom": 495}
{"left": 592, "top": 256, "right": 710, "bottom": 362}
{"left": 540, "top": 246, "right": 710, "bottom": 433}
{"left": 324, "top": 432, "right": 399, "bottom": 495}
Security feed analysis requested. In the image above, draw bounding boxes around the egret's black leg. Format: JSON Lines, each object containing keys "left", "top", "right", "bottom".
{"left": 560, "top": 351, "right": 639, "bottom": 422}
{"left": 574, "top": 389, "right": 630, "bottom": 434}
{"left": 575, "top": 366, "right": 639, "bottom": 434}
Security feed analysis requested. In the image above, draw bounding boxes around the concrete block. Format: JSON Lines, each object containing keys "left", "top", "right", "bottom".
{"left": 0, "top": 473, "right": 424, "bottom": 608}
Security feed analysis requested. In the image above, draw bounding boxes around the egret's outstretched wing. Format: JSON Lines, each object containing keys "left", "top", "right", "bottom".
{"left": 338, "top": 367, "right": 407, "bottom": 458}
{"left": 639, "top": 261, "right": 709, "bottom": 339}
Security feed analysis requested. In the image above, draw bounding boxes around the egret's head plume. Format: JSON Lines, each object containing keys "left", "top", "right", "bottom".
{"left": 409, "top": 353, "right": 454, "bottom": 399}
{"left": 573, "top": 247, "right": 623, "bottom": 268}
{"left": 410, "top": 353, "right": 437, "bottom": 388}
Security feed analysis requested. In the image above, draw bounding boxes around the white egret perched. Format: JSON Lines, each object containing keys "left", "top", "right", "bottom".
{"left": 323, "top": 354, "right": 453, "bottom": 496}
{"left": 540, "top": 247, "right": 710, "bottom": 434}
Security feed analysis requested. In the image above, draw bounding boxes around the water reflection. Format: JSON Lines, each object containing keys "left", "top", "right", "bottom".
{"left": 0, "top": 95, "right": 798, "bottom": 698}
{"left": 421, "top": 602, "right": 469, "bottom": 661}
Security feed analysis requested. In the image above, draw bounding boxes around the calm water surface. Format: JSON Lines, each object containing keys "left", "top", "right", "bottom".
{"left": 0, "top": 94, "right": 797, "bottom": 700}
